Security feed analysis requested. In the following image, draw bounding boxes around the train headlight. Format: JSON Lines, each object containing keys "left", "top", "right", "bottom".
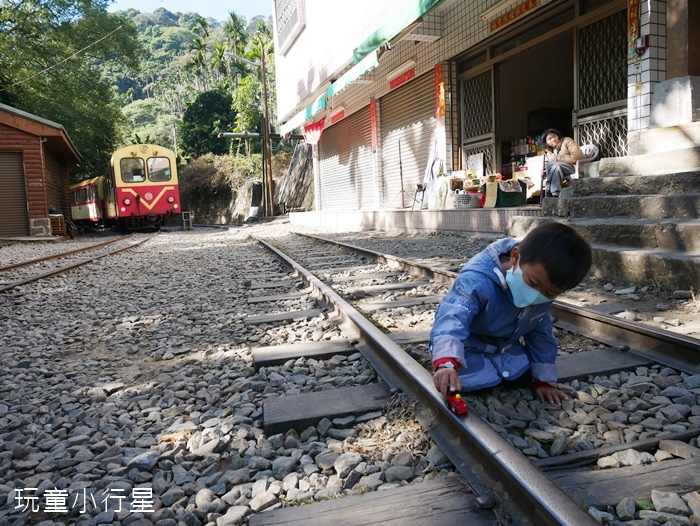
{"left": 123, "top": 198, "right": 132, "bottom": 206}
{"left": 174, "top": 204, "right": 179, "bottom": 209}
{"left": 167, "top": 196, "right": 175, "bottom": 203}
{"left": 120, "top": 207, "right": 126, "bottom": 212}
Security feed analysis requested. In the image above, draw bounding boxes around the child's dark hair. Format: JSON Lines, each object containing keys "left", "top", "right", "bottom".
{"left": 518, "top": 222, "right": 592, "bottom": 290}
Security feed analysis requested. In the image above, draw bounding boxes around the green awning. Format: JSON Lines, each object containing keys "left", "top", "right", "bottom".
{"left": 279, "top": 92, "right": 327, "bottom": 135}
{"left": 327, "top": 51, "right": 379, "bottom": 99}
{"left": 352, "top": 0, "right": 442, "bottom": 64}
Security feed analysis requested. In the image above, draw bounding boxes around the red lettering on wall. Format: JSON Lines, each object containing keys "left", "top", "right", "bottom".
{"left": 389, "top": 68, "right": 415, "bottom": 90}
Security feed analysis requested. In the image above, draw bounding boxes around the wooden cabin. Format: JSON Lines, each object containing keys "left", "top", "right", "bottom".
{"left": 0, "top": 102, "right": 80, "bottom": 237}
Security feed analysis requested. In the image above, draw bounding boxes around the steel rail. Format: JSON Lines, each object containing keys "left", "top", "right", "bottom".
{"left": 0, "top": 236, "right": 155, "bottom": 293}
{"left": 253, "top": 235, "right": 598, "bottom": 526}
{"left": 552, "top": 301, "right": 700, "bottom": 374}
{"left": 297, "top": 232, "right": 700, "bottom": 375}
{"left": 0, "top": 236, "right": 128, "bottom": 272}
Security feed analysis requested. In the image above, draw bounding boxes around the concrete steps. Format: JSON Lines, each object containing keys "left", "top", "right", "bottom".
{"left": 510, "top": 216, "right": 700, "bottom": 252}
{"left": 544, "top": 193, "right": 700, "bottom": 220}
{"left": 509, "top": 126, "right": 700, "bottom": 290}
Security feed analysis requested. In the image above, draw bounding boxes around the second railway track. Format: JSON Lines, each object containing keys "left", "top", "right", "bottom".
{"left": 1, "top": 226, "right": 698, "bottom": 526}
{"left": 246, "top": 230, "right": 700, "bottom": 526}
{"left": 0, "top": 234, "right": 155, "bottom": 293}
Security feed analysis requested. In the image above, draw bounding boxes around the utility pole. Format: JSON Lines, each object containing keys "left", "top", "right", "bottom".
{"left": 260, "top": 44, "right": 274, "bottom": 217}
{"left": 223, "top": 46, "right": 275, "bottom": 216}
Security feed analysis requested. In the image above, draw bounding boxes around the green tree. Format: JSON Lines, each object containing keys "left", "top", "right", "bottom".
{"left": 0, "top": 0, "right": 141, "bottom": 175}
{"left": 180, "top": 89, "right": 235, "bottom": 157}
{"left": 122, "top": 97, "right": 176, "bottom": 149}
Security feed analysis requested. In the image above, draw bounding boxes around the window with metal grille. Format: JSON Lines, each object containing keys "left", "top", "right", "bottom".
{"left": 578, "top": 10, "right": 627, "bottom": 110}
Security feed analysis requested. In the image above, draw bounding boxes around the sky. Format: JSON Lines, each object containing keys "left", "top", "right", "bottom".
{"left": 107, "top": 0, "right": 272, "bottom": 23}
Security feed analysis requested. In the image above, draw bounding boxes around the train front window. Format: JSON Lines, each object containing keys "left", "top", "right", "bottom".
{"left": 147, "top": 157, "right": 172, "bottom": 182}
{"left": 120, "top": 158, "right": 146, "bottom": 183}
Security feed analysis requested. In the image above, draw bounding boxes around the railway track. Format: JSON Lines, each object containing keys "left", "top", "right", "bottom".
{"left": 0, "top": 234, "right": 155, "bottom": 293}
{"left": 244, "top": 231, "right": 700, "bottom": 526}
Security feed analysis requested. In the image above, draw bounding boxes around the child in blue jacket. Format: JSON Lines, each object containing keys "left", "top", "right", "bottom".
{"left": 431, "top": 222, "right": 591, "bottom": 406}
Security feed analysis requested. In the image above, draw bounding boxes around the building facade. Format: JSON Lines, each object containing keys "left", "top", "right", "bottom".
{"left": 273, "top": 0, "right": 698, "bottom": 212}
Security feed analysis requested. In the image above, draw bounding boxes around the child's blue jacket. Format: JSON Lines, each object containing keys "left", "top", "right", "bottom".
{"left": 429, "top": 237, "right": 559, "bottom": 390}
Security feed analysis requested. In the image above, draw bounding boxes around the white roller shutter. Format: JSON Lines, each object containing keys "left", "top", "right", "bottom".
{"left": 380, "top": 72, "right": 435, "bottom": 209}
{"left": 318, "top": 106, "right": 374, "bottom": 210}
{"left": 0, "top": 152, "right": 29, "bottom": 237}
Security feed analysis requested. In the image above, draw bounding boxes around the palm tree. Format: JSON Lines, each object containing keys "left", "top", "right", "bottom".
{"left": 246, "top": 20, "right": 275, "bottom": 130}
{"left": 187, "top": 35, "right": 208, "bottom": 90}
{"left": 224, "top": 11, "right": 247, "bottom": 56}
{"left": 224, "top": 11, "right": 248, "bottom": 90}
{"left": 212, "top": 43, "right": 228, "bottom": 80}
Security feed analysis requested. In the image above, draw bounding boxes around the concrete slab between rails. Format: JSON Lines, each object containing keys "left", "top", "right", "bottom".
{"left": 247, "top": 279, "right": 293, "bottom": 290}
{"left": 387, "top": 330, "right": 431, "bottom": 344}
{"left": 557, "top": 347, "right": 654, "bottom": 382}
{"left": 248, "top": 476, "right": 494, "bottom": 526}
{"left": 243, "top": 271, "right": 289, "bottom": 279}
{"left": 263, "top": 382, "right": 391, "bottom": 435}
{"left": 244, "top": 308, "right": 324, "bottom": 325}
{"left": 329, "top": 271, "right": 401, "bottom": 282}
{"left": 247, "top": 292, "right": 309, "bottom": 304}
{"left": 357, "top": 295, "right": 443, "bottom": 312}
{"left": 252, "top": 340, "right": 357, "bottom": 370}
{"left": 345, "top": 281, "right": 428, "bottom": 295}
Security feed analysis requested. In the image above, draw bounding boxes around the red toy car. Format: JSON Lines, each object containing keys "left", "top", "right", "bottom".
{"left": 445, "top": 393, "right": 469, "bottom": 415}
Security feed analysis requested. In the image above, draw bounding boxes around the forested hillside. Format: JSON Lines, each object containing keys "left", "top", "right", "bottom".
{"left": 108, "top": 7, "right": 274, "bottom": 160}
{"left": 0, "top": 0, "right": 278, "bottom": 183}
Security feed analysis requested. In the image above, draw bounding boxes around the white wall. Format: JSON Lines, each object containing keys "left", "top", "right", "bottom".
{"left": 273, "top": 0, "right": 406, "bottom": 121}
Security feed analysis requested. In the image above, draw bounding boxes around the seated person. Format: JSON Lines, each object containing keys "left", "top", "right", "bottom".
{"left": 542, "top": 128, "right": 583, "bottom": 197}
{"left": 431, "top": 222, "right": 592, "bottom": 405}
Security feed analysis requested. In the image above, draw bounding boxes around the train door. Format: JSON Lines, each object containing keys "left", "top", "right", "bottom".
{"left": 104, "top": 165, "right": 117, "bottom": 220}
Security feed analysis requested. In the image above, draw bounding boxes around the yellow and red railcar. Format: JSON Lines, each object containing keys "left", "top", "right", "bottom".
{"left": 71, "top": 144, "right": 181, "bottom": 231}
{"left": 70, "top": 176, "right": 105, "bottom": 224}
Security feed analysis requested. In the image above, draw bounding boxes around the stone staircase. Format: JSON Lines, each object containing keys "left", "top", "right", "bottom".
{"left": 509, "top": 123, "right": 700, "bottom": 291}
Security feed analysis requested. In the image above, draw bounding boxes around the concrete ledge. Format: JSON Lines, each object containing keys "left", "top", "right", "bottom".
{"left": 598, "top": 147, "right": 700, "bottom": 177}
{"left": 635, "top": 121, "right": 700, "bottom": 155}
{"left": 289, "top": 207, "right": 543, "bottom": 234}
{"left": 650, "top": 76, "right": 700, "bottom": 128}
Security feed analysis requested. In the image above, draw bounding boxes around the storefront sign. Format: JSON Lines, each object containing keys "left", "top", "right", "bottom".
{"left": 389, "top": 68, "right": 415, "bottom": 90}
{"left": 489, "top": 0, "right": 538, "bottom": 33}
{"left": 628, "top": 0, "right": 640, "bottom": 60}
{"left": 330, "top": 109, "right": 345, "bottom": 124}
{"left": 370, "top": 99, "right": 378, "bottom": 151}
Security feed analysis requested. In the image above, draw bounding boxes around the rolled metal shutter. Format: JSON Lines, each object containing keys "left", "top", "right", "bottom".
{"left": 0, "top": 152, "right": 30, "bottom": 237}
{"left": 318, "top": 106, "right": 373, "bottom": 210}
{"left": 380, "top": 72, "right": 435, "bottom": 209}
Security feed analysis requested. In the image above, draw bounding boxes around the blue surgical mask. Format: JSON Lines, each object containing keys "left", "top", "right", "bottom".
{"left": 506, "top": 260, "right": 550, "bottom": 308}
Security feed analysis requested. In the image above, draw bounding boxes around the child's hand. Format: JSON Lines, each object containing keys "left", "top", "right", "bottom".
{"left": 434, "top": 368, "right": 461, "bottom": 395}
{"left": 534, "top": 384, "right": 569, "bottom": 406}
